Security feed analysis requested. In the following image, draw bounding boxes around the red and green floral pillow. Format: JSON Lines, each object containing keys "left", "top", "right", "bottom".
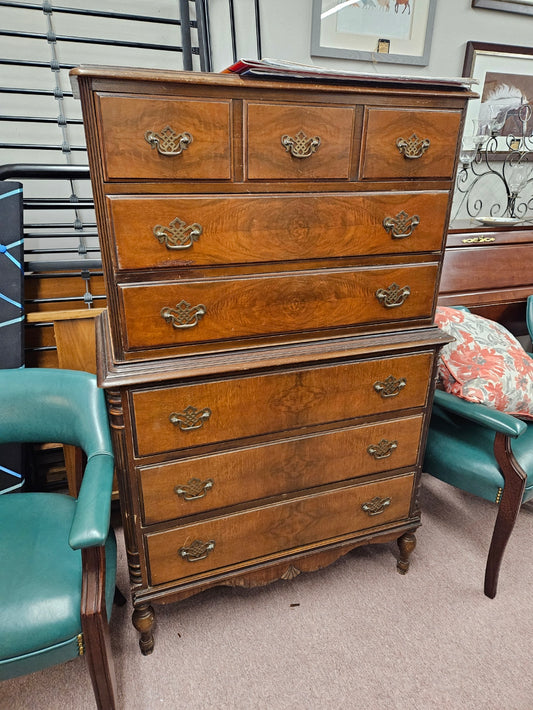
{"left": 434, "top": 306, "right": 533, "bottom": 420}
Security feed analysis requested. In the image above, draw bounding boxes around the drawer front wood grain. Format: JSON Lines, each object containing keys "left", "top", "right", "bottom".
{"left": 119, "top": 264, "right": 439, "bottom": 351}
{"left": 108, "top": 192, "right": 448, "bottom": 270}
{"left": 246, "top": 102, "right": 354, "bottom": 180}
{"left": 361, "top": 108, "right": 462, "bottom": 180}
{"left": 132, "top": 352, "right": 432, "bottom": 456}
{"left": 140, "top": 414, "right": 424, "bottom": 523}
{"left": 146, "top": 473, "right": 414, "bottom": 585}
{"left": 96, "top": 95, "right": 232, "bottom": 180}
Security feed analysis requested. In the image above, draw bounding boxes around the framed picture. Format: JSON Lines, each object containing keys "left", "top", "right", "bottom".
{"left": 472, "top": 0, "right": 533, "bottom": 16}
{"left": 463, "top": 42, "right": 533, "bottom": 152}
{"left": 310, "top": 0, "right": 437, "bottom": 66}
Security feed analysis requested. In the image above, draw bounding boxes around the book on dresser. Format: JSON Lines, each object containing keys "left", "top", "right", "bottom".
{"left": 70, "top": 64, "right": 475, "bottom": 654}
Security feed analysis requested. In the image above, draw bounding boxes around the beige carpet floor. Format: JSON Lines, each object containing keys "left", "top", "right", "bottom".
{"left": 3, "top": 473, "right": 533, "bottom": 710}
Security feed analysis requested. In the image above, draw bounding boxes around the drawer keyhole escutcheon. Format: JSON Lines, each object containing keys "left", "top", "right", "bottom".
{"left": 153, "top": 217, "right": 202, "bottom": 250}
{"left": 144, "top": 126, "right": 193, "bottom": 156}
{"left": 382, "top": 211, "right": 420, "bottom": 239}
{"left": 169, "top": 405, "right": 211, "bottom": 431}
{"left": 175, "top": 478, "right": 214, "bottom": 501}
{"left": 362, "top": 496, "right": 392, "bottom": 516}
{"left": 396, "top": 133, "right": 430, "bottom": 159}
{"left": 367, "top": 439, "right": 398, "bottom": 460}
{"left": 373, "top": 376, "right": 406, "bottom": 399}
{"left": 281, "top": 130, "right": 321, "bottom": 159}
{"left": 375, "top": 283, "right": 411, "bottom": 308}
{"left": 179, "top": 539, "right": 215, "bottom": 562}
{"left": 161, "top": 301, "right": 206, "bottom": 329}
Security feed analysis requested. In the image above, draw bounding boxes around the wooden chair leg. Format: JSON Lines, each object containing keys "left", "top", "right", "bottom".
{"left": 485, "top": 433, "right": 527, "bottom": 599}
{"left": 81, "top": 546, "right": 118, "bottom": 710}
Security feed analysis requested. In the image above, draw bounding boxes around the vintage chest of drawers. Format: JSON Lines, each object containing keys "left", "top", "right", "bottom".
{"left": 71, "top": 66, "right": 473, "bottom": 653}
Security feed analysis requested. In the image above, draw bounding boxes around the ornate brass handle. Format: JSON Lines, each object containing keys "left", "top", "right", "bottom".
{"left": 169, "top": 406, "right": 211, "bottom": 431}
{"left": 461, "top": 236, "right": 496, "bottom": 244}
{"left": 175, "top": 477, "right": 214, "bottom": 500}
{"left": 161, "top": 300, "right": 206, "bottom": 329}
{"left": 367, "top": 439, "right": 398, "bottom": 460}
{"left": 396, "top": 133, "right": 430, "bottom": 159}
{"left": 362, "top": 496, "right": 391, "bottom": 516}
{"left": 179, "top": 539, "right": 215, "bottom": 562}
{"left": 144, "top": 126, "right": 193, "bottom": 156}
{"left": 373, "top": 375, "right": 406, "bottom": 398}
{"left": 153, "top": 217, "right": 202, "bottom": 250}
{"left": 375, "top": 283, "right": 411, "bottom": 308}
{"left": 382, "top": 211, "right": 420, "bottom": 239}
{"left": 281, "top": 130, "right": 321, "bottom": 159}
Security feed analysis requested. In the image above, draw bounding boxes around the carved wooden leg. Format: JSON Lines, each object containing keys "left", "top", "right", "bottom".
{"left": 132, "top": 603, "right": 156, "bottom": 655}
{"left": 397, "top": 531, "right": 416, "bottom": 575}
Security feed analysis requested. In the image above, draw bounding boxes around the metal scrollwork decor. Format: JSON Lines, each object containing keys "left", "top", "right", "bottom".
{"left": 161, "top": 300, "right": 206, "bottom": 329}
{"left": 281, "top": 130, "right": 321, "bottom": 159}
{"left": 169, "top": 405, "right": 212, "bottom": 431}
{"left": 396, "top": 133, "right": 431, "bottom": 160}
{"left": 382, "top": 211, "right": 420, "bottom": 239}
{"left": 175, "top": 478, "right": 214, "bottom": 501}
{"left": 144, "top": 125, "right": 193, "bottom": 156}
{"left": 361, "top": 496, "right": 392, "bottom": 516}
{"left": 375, "top": 283, "right": 411, "bottom": 308}
{"left": 153, "top": 217, "right": 202, "bottom": 250}
{"left": 373, "top": 375, "right": 407, "bottom": 399}
{"left": 367, "top": 439, "right": 398, "bottom": 460}
{"left": 179, "top": 539, "right": 215, "bottom": 562}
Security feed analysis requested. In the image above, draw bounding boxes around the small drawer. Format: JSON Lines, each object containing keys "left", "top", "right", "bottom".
{"left": 140, "top": 414, "right": 424, "bottom": 524}
{"left": 146, "top": 473, "right": 414, "bottom": 585}
{"left": 96, "top": 94, "right": 232, "bottom": 181}
{"left": 118, "top": 263, "right": 439, "bottom": 353}
{"left": 107, "top": 191, "right": 448, "bottom": 271}
{"left": 360, "top": 108, "right": 462, "bottom": 180}
{"left": 131, "top": 352, "right": 433, "bottom": 456}
{"left": 246, "top": 102, "right": 355, "bottom": 180}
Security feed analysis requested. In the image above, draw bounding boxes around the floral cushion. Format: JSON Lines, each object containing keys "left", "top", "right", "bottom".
{"left": 434, "top": 306, "right": 533, "bottom": 420}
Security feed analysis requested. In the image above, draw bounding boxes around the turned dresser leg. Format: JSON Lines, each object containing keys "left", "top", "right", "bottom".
{"left": 397, "top": 531, "right": 417, "bottom": 575}
{"left": 132, "top": 603, "right": 156, "bottom": 655}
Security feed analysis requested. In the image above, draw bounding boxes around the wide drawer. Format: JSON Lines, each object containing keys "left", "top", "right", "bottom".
{"left": 96, "top": 95, "right": 232, "bottom": 181}
{"left": 107, "top": 192, "right": 448, "bottom": 270}
{"left": 140, "top": 414, "right": 424, "bottom": 524}
{"left": 131, "top": 352, "right": 433, "bottom": 456}
{"left": 146, "top": 473, "right": 415, "bottom": 585}
{"left": 119, "top": 263, "right": 439, "bottom": 352}
{"left": 246, "top": 102, "right": 355, "bottom": 180}
{"left": 360, "top": 108, "right": 462, "bottom": 180}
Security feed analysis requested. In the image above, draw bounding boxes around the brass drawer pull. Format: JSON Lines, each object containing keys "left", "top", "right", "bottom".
{"left": 281, "top": 130, "right": 321, "bottom": 159}
{"left": 375, "top": 283, "right": 411, "bottom": 308}
{"left": 153, "top": 217, "right": 202, "bottom": 250}
{"left": 362, "top": 496, "right": 391, "bottom": 516}
{"left": 396, "top": 133, "right": 430, "bottom": 159}
{"left": 367, "top": 439, "right": 398, "bottom": 460}
{"left": 179, "top": 539, "right": 215, "bottom": 562}
{"left": 461, "top": 236, "right": 496, "bottom": 244}
{"left": 161, "top": 300, "right": 206, "bottom": 329}
{"left": 169, "top": 405, "right": 211, "bottom": 431}
{"left": 144, "top": 126, "right": 193, "bottom": 156}
{"left": 382, "top": 211, "right": 420, "bottom": 239}
{"left": 175, "top": 477, "right": 214, "bottom": 501}
{"left": 373, "top": 375, "right": 406, "bottom": 398}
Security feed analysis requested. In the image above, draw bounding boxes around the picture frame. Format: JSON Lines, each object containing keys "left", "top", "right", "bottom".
{"left": 463, "top": 41, "right": 533, "bottom": 152}
{"left": 310, "top": 0, "right": 437, "bottom": 66}
{"left": 471, "top": 0, "right": 533, "bottom": 16}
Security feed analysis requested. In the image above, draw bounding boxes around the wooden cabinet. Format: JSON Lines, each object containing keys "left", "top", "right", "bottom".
{"left": 72, "top": 66, "right": 473, "bottom": 654}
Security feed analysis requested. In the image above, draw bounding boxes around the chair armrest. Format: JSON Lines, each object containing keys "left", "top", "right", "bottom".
{"left": 68, "top": 452, "right": 115, "bottom": 549}
{"left": 433, "top": 389, "right": 527, "bottom": 438}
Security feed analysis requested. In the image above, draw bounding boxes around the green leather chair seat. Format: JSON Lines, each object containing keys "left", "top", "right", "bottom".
{"left": 425, "top": 403, "right": 533, "bottom": 504}
{"left": 0, "top": 493, "right": 116, "bottom": 678}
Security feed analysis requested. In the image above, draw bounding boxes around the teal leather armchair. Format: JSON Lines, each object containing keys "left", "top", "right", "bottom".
{"left": 0, "top": 368, "right": 119, "bottom": 709}
{"left": 424, "top": 298, "right": 533, "bottom": 598}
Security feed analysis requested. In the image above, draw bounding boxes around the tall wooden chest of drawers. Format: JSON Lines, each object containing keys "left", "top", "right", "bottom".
{"left": 71, "top": 66, "right": 473, "bottom": 654}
